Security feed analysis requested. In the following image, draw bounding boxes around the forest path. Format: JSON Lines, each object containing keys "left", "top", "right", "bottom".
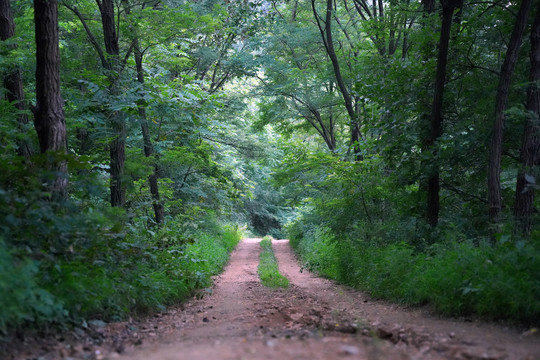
{"left": 8, "top": 238, "right": 539, "bottom": 359}
{"left": 115, "top": 238, "right": 539, "bottom": 360}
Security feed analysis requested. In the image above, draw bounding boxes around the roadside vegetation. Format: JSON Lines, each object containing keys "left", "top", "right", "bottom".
{"left": 1, "top": 1, "right": 253, "bottom": 335}
{"left": 258, "top": 236, "right": 289, "bottom": 289}
{"left": 258, "top": 0, "right": 540, "bottom": 326}
{"left": 0, "top": 205, "right": 241, "bottom": 334}
{"left": 289, "top": 219, "right": 540, "bottom": 324}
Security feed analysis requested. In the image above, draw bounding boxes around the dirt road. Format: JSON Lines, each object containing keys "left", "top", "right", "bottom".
{"left": 7, "top": 238, "right": 540, "bottom": 359}
{"left": 116, "top": 238, "right": 540, "bottom": 360}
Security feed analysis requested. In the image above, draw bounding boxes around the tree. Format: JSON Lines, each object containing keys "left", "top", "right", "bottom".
{"left": 0, "top": 0, "right": 32, "bottom": 157}
{"left": 134, "top": 38, "right": 165, "bottom": 224}
{"left": 488, "top": 0, "right": 532, "bottom": 226}
{"left": 100, "top": 0, "right": 126, "bottom": 207}
{"left": 515, "top": 2, "right": 540, "bottom": 235}
{"left": 425, "top": 0, "right": 456, "bottom": 227}
{"left": 312, "top": 0, "right": 362, "bottom": 159}
{"left": 255, "top": 8, "right": 340, "bottom": 152}
{"left": 63, "top": 0, "right": 129, "bottom": 207}
{"left": 33, "top": 0, "right": 67, "bottom": 199}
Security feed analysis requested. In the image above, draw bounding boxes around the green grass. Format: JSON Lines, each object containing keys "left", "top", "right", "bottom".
{"left": 288, "top": 221, "right": 540, "bottom": 325}
{"left": 258, "top": 236, "right": 289, "bottom": 288}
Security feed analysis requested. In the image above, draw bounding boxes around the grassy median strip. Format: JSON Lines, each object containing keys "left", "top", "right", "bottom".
{"left": 258, "top": 236, "right": 289, "bottom": 288}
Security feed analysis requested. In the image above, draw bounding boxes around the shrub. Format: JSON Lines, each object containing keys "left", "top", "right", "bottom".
{"left": 0, "top": 239, "right": 65, "bottom": 334}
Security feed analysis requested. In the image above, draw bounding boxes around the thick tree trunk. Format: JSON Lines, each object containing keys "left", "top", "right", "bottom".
{"left": 135, "top": 42, "right": 165, "bottom": 224}
{"left": 515, "top": 3, "right": 540, "bottom": 235}
{"left": 1, "top": 0, "right": 32, "bottom": 157}
{"left": 488, "top": 0, "right": 532, "bottom": 225}
{"left": 425, "top": 0, "right": 455, "bottom": 227}
{"left": 33, "top": 0, "right": 67, "bottom": 199}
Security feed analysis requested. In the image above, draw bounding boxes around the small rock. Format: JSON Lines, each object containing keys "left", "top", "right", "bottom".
{"left": 74, "top": 327, "right": 86, "bottom": 338}
{"left": 376, "top": 325, "right": 395, "bottom": 340}
{"left": 88, "top": 320, "right": 107, "bottom": 328}
{"left": 265, "top": 339, "right": 277, "bottom": 348}
{"left": 522, "top": 328, "right": 538, "bottom": 337}
{"left": 339, "top": 345, "right": 360, "bottom": 356}
{"left": 203, "top": 317, "right": 209, "bottom": 323}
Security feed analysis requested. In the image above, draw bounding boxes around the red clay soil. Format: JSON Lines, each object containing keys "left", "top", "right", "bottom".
{"left": 3, "top": 238, "right": 540, "bottom": 360}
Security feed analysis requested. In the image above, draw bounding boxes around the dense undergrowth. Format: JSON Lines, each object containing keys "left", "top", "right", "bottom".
{"left": 0, "top": 221, "right": 240, "bottom": 334}
{"left": 0, "top": 161, "right": 242, "bottom": 334}
{"left": 288, "top": 218, "right": 540, "bottom": 325}
{"left": 258, "top": 236, "right": 289, "bottom": 288}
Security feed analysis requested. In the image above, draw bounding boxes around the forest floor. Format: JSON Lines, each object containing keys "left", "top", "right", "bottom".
{"left": 4, "top": 238, "right": 540, "bottom": 360}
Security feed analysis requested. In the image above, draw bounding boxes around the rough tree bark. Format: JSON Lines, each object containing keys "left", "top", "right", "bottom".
{"left": 97, "top": 0, "right": 119, "bottom": 56}
{"left": 134, "top": 40, "right": 165, "bottom": 224}
{"left": 515, "top": 3, "right": 540, "bottom": 235}
{"left": 488, "top": 0, "right": 532, "bottom": 226}
{"left": 33, "top": 0, "right": 67, "bottom": 199}
{"left": 425, "top": 0, "right": 455, "bottom": 227}
{"left": 0, "top": 0, "right": 32, "bottom": 157}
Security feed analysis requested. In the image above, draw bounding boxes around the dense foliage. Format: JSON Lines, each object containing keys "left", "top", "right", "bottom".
{"left": 260, "top": 0, "right": 540, "bottom": 324}
{"left": 0, "top": 0, "right": 258, "bottom": 334}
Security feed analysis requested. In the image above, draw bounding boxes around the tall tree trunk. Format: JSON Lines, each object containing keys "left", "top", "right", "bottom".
{"left": 312, "top": 0, "right": 361, "bottom": 159}
{"left": 515, "top": 3, "right": 540, "bottom": 235}
{"left": 422, "top": 0, "right": 435, "bottom": 15}
{"left": 64, "top": 1, "right": 126, "bottom": 206}
{"left": 134, "top": 41, "right": 165, "bottom": 224}
{"left": 109, "top": 117, "right": 126, "bottom": 207}
{"left": 488, "top": 0, "right": 532, "bottom": 226}
{"left": 0, "top": 0, "right": 32, "bottom": 157}
{"left": 98, "top": 0, "right": 126, "bottom": 207}
{"left": 98, "top": 0, "right": 119, "bottom": 56}
{"left": 33, "top": 0, "right": 67, "bottom": 199}
{"left": 426, "top": 0, "right": 455, "bottom": 227}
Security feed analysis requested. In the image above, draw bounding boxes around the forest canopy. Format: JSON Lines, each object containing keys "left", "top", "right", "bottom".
{"left": 1, "top": 0, "right": 539, "bottom": 333}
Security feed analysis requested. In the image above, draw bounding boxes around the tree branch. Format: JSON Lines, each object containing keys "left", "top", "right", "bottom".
{"left": 62, "top": 2, "right": 110, "bottom": 69}
{"left": 441, "top": 180, "right": 488, "bottom": 204}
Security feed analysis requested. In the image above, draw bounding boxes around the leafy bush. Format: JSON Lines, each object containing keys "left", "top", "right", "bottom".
{"left": 0, "top": 181, "right": 242, "bottom": 333}
{"left": 44, "top": 221, "right": 243, "bottom": 323}
{"left": 407, "top": 240, "right": 540, "bottom": 321}
{"left": 258, "top": 236, "right": 289, "bottom": 288}
{"left": 0, "top": 239, "right": 66, "bottom": 334}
